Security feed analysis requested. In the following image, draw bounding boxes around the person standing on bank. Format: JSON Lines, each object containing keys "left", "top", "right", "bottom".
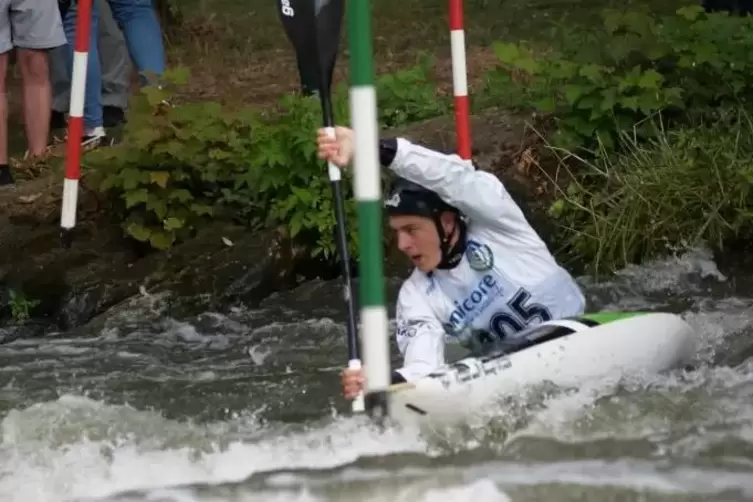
{"left": 61, "top": 0, "right": 166, "bottom": 147}
{"left": 50, "top": 0, "right": 131, "bottom": 131}
{"left": 61, "top": 0, "right": 106, "bottom": 146}
{"left": 0, "top": 0, "right": 67, "bottom": 186}
{"left": 315, "top": 127, "right": 586, "bottom": 400}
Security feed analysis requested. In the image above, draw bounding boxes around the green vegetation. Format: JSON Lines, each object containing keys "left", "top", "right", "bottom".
{"left": 84, "top": 63, "right": 447, "bottom": 257}
{"left": 5, "top": 289, "right": 40, "bottom": 324}
{"left": 548, "top": 111, "right": 753, "bottom": 273}
{"left": 78, "top": 1, "right": 753, "bottom": 276}
{"left": 486, "top": 5, "right": 753, "bottom": 273}
{"left": 488, "top": 5, "right": 753, "bottom": 151}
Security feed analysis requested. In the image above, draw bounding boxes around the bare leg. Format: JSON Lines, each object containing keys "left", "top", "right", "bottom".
{"left": 17, "top": 48, "right": 52, "bottom": 158}
{"left": 0, "top": 51, "right": 7, "bottom": 165}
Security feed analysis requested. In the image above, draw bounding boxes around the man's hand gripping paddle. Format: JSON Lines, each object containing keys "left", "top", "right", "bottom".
{"left": 277, "top": 0, "right": 364, "bottom": 413}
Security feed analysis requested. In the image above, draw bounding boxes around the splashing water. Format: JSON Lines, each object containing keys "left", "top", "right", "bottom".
{"left": 1, "top": 248, "right": 752, "bottom": 502}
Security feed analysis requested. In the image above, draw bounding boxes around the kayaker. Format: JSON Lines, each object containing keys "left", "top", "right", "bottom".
{"left": 316, "top": 127, "right": 586, "bottom": 401}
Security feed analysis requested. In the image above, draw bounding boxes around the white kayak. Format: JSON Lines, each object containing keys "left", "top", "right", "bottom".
{"left": 386, "top": 311, "right": 697, "bottom": 427}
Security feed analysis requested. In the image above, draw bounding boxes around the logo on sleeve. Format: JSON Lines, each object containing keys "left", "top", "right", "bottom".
{"left": 396, "top": 319, "right": 422, "bottom": 338}
{"left": 466, "top": 240, "right": 494, "bottom": 271}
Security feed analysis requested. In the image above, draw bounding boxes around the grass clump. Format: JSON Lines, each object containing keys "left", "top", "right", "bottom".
{"left": 477, "top": 3, "right": 753, "bottom": 273}
{"left": 548, "top": 108, "right": 753, "bottom": 275}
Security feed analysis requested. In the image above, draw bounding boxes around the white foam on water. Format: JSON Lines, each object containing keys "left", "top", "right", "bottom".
{"left": 89, "top": 459, "right": 753, "bottom": 501}
{"left": 513, "top": 363, "right": 753, "bottom": 443}
{"left": 1, "top": 247, "right": 752, "bottom": 502}
{"left": 2, "top": 362, "right": 752, "bottom": 502}
{"left": 581, "top": 247, "right": 727, "bottom": 300}
{"left": 0, "top": 396, "right": 429, "bottom": 502}
{"left": 101, "top": 473, "right": 514, "bottom": 502}
{"left": 415, "top": 478, "right": 511, "bottom": 502}
{"left": 411, "top": 460, "right": 753, "bottom": 498}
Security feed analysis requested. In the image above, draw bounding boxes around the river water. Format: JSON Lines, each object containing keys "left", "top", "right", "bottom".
{"left": 1, "top": 247, "right": 752, "bottom": 502}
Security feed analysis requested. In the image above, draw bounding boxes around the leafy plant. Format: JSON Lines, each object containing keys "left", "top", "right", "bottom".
{"left": 222, "top": 92, "right": 357, "bottom": 259}
{"left": 6, "top": 289, "right": 39, "bottom": 324}
{"left": 84, "top": 62, "right": 444, "bottom": 260}
{"left": 487, "top": 5, "right": 753, "bottom": 152}
{"left": 85, "top": 68, "right": 247, "bottom": 250}
{"left": 374, "top": 55, "right": 451, "bottom": 128}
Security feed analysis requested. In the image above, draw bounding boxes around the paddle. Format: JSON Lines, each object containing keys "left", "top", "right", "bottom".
{"left": 277, "top": 0, "right": 364, "bottom": 413}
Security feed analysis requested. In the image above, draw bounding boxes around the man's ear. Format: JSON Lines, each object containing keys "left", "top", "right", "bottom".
{"left": 439, "top": 211, "right": 457, "bottom": 235}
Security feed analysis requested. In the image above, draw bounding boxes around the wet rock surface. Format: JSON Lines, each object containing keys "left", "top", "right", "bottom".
{"left": 0, "top": 177, "right": 299, "bottom": 332}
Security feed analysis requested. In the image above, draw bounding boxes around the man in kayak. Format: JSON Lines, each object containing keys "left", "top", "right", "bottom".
{"left": 316, "top": 127, "right": 586, "bottom": 401}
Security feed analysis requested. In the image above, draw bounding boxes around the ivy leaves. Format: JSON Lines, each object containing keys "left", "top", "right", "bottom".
{"left": 84, "top": 61, "right": 445, "bottom": 259}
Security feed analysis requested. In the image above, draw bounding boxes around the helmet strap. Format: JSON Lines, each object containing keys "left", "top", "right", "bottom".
{"left": 434, "top": 213, "right": 467, "bottom": 270}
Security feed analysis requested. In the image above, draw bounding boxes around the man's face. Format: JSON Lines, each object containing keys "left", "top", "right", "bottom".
{"left": 388, "top": 214, "right": 443, "bottom": 272}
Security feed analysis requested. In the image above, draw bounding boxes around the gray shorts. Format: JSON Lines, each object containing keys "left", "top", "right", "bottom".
{"left": 0, "top": 0, "right": 67, "bottom": 54}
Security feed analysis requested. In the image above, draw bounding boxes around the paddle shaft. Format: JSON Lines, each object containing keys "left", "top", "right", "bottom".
{"left": 274, "top": 0, "right": 364, "bottom": 413}
{"left": 318, "top": 89, "right": 365, "bottom": 413}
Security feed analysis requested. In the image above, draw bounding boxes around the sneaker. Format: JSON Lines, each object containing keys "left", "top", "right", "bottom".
{"left": 82, "top": 127, "right": 113, "bottom": 150}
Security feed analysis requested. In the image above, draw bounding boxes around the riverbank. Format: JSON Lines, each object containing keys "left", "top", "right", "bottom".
{"left": 0, "top": 105, "right": 550, "bottom": 330}
{"left": 5, "top": 0, "right": 750, "bottom": 329}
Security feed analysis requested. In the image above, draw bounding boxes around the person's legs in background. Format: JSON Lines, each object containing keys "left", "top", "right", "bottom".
{"left": 51, "top": 0, "right": 130, "bottom": 131}
{"left": 0, "top": 0, "right": 12, "bottom": 185}
{"left": 0, "top": 38, "right": 10, "bottom": 185}
{"left": 98, "top": 0, "right": 129, "bottom": 126}
{"left": 107, "top": 0, "right": 164, "bottom": 85}
{"left": 50, "top": 0, "right": 73, "bottom": 129}
{"left": 63, "top": 0, "right": 106, "bottom": 145}
{"left": 49, "top": 44, "right": 71, "bottom": 129}
{"left": 0, "top": 0, "right": 67, "bottom": 185}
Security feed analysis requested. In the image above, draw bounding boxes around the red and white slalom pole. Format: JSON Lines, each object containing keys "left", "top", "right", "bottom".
{"left": 61, "top": 0, "right": 93, "bottom": 247}
{"left": 449, "top": 0, "right": 471, "bottom": 160}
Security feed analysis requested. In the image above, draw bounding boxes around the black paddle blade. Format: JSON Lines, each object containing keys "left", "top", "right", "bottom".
{"left": 276, "top": 0, "right": 345, "bottom": 94}
{"left": 313, "top": 0, "right": 345, "bottom": 93}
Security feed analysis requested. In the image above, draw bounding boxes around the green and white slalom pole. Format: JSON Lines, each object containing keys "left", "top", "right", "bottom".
{"left": 348, "top": 0, "right": 391, "bottom": 423}
{"left": 276, "top": 0, "right": 365, "bottom": 414}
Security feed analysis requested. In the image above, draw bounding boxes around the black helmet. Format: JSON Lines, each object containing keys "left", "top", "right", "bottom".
{"left": 383, "top": 177, "right": 459, "bottom": 218}
{"left": 384, "top": 177, "right": 466, "bottom": 270}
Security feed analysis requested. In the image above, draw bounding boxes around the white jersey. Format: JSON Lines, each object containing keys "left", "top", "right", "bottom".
{"left": 388, "top": 138, "right": 586, "bottom": 382}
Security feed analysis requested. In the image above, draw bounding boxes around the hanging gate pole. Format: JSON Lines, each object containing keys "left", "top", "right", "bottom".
{"left": 449, "top": 0, "right": 471, "bottom": 159}
{"left": 60, "top": 0, "right": 94, "bottom": 248}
